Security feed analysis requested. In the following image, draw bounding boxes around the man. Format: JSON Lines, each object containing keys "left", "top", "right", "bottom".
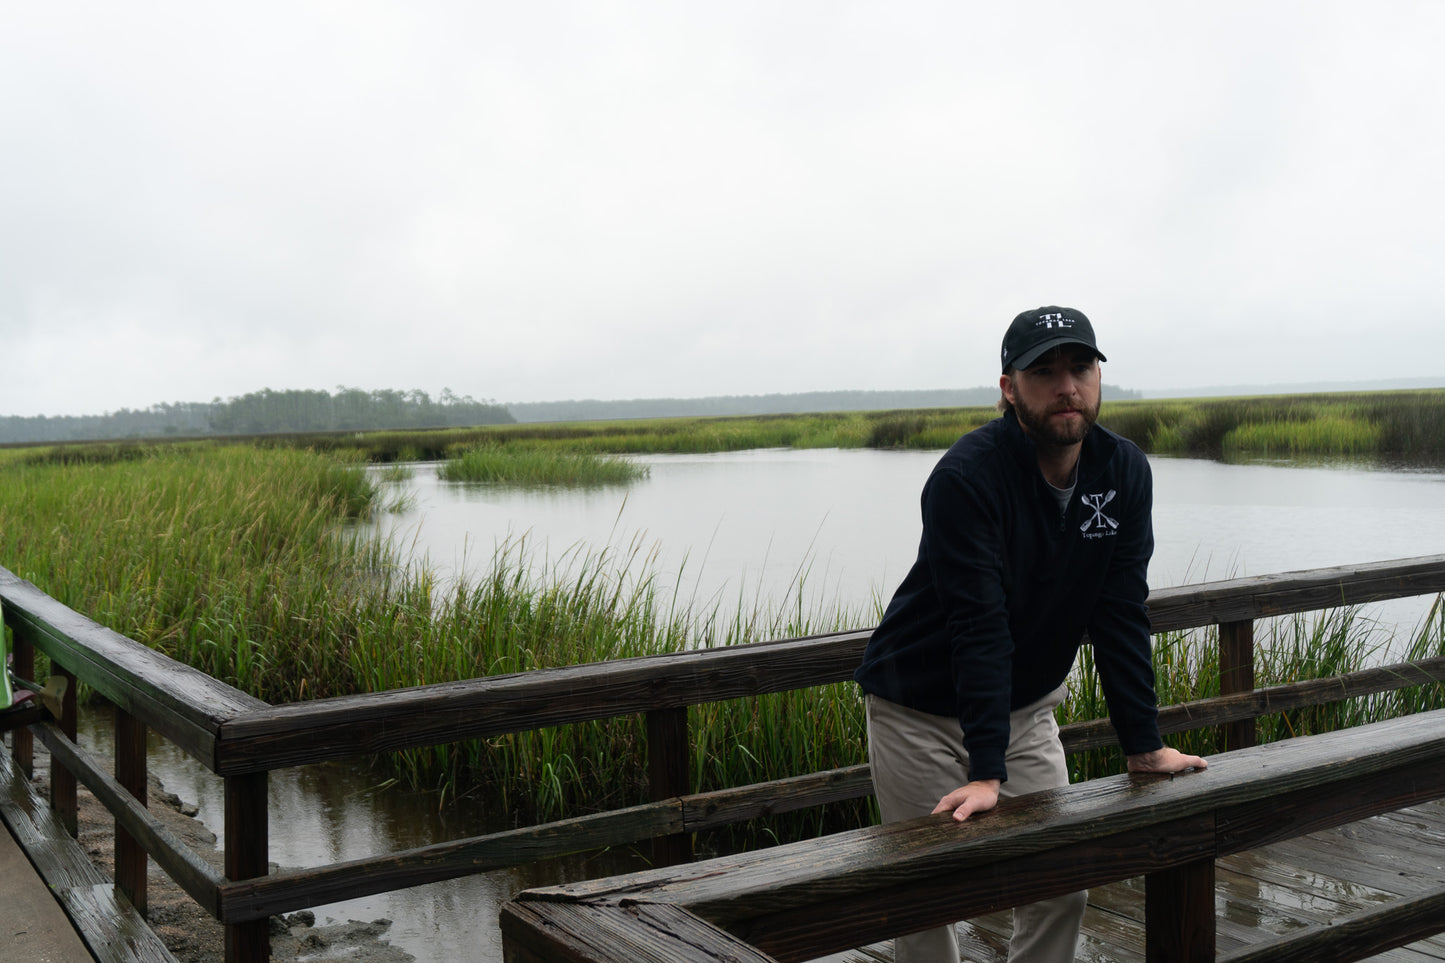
{"left": 854, "top": 306, "right": 1206, "bottom": 962}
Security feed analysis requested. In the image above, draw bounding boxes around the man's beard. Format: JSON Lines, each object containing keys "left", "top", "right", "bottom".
{"left": 1013, "top": 394, "right": 1100, "bottom": 448}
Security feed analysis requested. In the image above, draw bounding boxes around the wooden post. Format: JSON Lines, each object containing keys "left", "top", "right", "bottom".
{"left": 225, "top": 773, "right": 270, "bottom": 963}
{"left": 1145, "top": 857, "right": 1216, "bottom": 963}
{"left": 647, "top": 706, "right": 691, "bottom": 866}
{"left": 1219, "top": 619, "right": 1256, "bottom": 751}
{"left": 11, "top": 629, "right": 34, "bottom": 775}
{"left": 114, "top": 705, "right": 148, "bottom": 916}
{"left": 50, "top": 665, "right": 78, "bottom": 837}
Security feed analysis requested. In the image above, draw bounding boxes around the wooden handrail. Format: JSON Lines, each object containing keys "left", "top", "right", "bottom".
{"left": 3, "top": 555, "right": 1445, "bottom": 962}
{"left": 6, "top": 558, "right": 1444, "bottom": 775}
{"left": 0, "top": 567, "right": 263, "bottom": 768}
{"left": 211, "top": 555, "right": 1445, "bottom": 774}
{"left": 501, "top": 709, "right": 1445, "bottom": 963}
{"left": 207, "top": 654, "right": 1445, "bottom": 924}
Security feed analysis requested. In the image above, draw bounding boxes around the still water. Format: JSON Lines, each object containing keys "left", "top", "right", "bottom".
{"left": 133, "top": 450, "right": 1445, "bottom": 960}
{"left": 369, "top": 450, "right": 1445, "bottom": 623}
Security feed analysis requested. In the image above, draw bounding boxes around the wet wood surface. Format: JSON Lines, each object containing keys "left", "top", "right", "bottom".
{"left": 0, "top": 743, "right": 180, "bottom": 962}
{"left": 506, "top": 712, "right": 1445, "bottom": 963}
{"left": 836, "top": 798, "right": 1445, "bottom": 963}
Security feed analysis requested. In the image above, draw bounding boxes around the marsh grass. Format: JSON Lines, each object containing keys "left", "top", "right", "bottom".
{"left": 1101, "top": 390, "right": 1445, "bottom": 463}
{"left": 3, "top": 440, "right": 1443, "bottom": 836}
{"left": 439, "top": 444, "right": 648, "bottom": 486}
{"left": 0, "top": 445, "right": 874, "bottom": 822}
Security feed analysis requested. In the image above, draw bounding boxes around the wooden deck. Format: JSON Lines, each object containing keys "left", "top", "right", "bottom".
{"left": 839, "top": 799, "right": 1445, "bottom": 963}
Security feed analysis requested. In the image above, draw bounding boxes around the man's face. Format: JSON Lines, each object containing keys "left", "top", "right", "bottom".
{"left": 1000, "top": 345, "right": 1102, "bottom": 448}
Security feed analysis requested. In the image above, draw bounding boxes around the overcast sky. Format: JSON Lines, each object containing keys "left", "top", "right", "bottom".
{"left": 3, "top": 2, "right": 1443, "bottom": 417}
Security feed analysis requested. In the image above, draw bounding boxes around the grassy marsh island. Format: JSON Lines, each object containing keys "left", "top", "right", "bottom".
{"left": 3, "top": 389, "right": 1445, "bottom": 831}
{"left": 438, "top": 444, "right": 648, "bottom": 486}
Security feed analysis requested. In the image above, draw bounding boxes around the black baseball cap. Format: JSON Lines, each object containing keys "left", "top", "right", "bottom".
{"left": 1000, "top": 306, "right": 1106, "bottom": 372}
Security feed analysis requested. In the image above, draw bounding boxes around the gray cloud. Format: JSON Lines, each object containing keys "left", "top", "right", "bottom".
{"left": 3, "top": 1, "right": 1443, "bottom": 415}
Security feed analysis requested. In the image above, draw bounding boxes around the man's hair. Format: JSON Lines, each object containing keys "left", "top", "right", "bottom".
{"left": 997, "top": 367, "right": 1016, "bottom": 414}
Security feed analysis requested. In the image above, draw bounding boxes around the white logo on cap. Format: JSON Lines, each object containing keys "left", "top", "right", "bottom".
{"left": 1036, "top": 312, "right": 1074, "bottom": 330}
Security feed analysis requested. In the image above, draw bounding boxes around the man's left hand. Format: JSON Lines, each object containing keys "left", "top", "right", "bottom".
{"left": 1126, "top": 747, "right": 1207, "bottom": 773}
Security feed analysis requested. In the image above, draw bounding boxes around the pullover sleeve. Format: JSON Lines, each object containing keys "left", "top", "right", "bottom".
{"left": 919, "top": 465, "right": 1015, "bottom": 783}
{"left": 1086, "top": 455, "right": 1164, "bottom": 756}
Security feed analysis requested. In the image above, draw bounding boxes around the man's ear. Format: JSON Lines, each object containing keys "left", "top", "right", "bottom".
{"left": 999, "top": 372, "right": 1016, "bottom": 406}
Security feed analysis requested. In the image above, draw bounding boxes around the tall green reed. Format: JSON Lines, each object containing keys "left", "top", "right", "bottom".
{"left": 4, "top": 443, "right": 1443, "bottom": 835}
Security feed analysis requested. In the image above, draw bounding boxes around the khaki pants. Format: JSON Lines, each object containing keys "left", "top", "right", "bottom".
{"left": 865, "top": 689, "right": 1086, "bottom": 963}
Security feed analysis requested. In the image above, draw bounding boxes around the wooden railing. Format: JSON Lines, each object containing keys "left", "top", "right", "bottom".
{"left": 501, "top": 710, "right": 1445, "bottom": 963}
{"left": 3, "top": 556, "right": 1445, "bottom": 963}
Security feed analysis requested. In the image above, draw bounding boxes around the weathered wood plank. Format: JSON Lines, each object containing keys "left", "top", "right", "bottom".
{"left": 11, "top": 629, "right": 35, "bottom": 773}
{"left": 0, "top": 743, "right": 180, "bottom": 962}
{"left": 224, "top": 773, "right": 270, "bottom": 963}
{"left": 0, "top": 566, "right": 265, "bottom": 769}
{"left": 1218, "top": 618, "right": 1256, "bottom": 751}
{"left": 51, "top": 663, "right": 78, "bottom": 837}
{"left": 545, "top": 712, "right": 1445, "bottom": 911}
{"left": 8, "top": 555, "right": 1445, "bottom": 777}
{"left": 1145, "top": 858, "right": 1214, "bottom": 963}
{"left": 34, "top": 721, "right": 223, "bottom": 913}
{"left": 1144, "top": 554, "right": 1445, "bottom": 632}
{"left": 1218, "top": 886, "right": 1445, "bottom": 963}
{"left": 1060, "top": 656, "right": 1445, "bottom": 752}
{"left": 216, "top": 797, "right": 684, "bottom": 922}
{"left": 1377, "top": 802, "right": 1445, "bottom": 846}
{"left": 1252, "top": 833, "right": 1445, "bottom": 900}
{"left": 499, "top": 900, "right": 780, "bottom": 963}
{"left": 680, "top": 763, "right": 872, "bottom": 831}
{"left": 218, "top": 766, "right": 865, "bottom": 923}
{"left": 506, "top": 713, "right": 1445, "bottom": 963}
{"left": 59, "top": 883, "right": 181, "bottom": 963}
{"left": 648, "top": 706, "right": 690, "bottom": 866}
{"left": 731, "top": 816, "right": 1216, "bottom": 963}
{"left": 213, "top": 630, "right": 875, "bottom": 774}
{"left": 834, "top": 800, "right": 1445, "bottom": 963}
{"left": 115, "top": 706, "right": 148, "bottom": 915}
{"left": 1216, "top": 755, "right": 1445, "bottom": 857}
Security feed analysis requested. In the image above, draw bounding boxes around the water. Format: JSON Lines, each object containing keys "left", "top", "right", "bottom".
{"left": 368, "top": 450, "right": 1445, "bottom": 634}
{"left": 367, "top": 448, "right": 941, "bottom": 620}
{"left": 121, "top": 450, "right": 1445, "bottom": 960}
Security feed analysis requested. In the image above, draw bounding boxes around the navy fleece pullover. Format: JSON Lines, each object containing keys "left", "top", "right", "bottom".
{"left": 854, "top": 411, "right": 1163, "bottom": 783}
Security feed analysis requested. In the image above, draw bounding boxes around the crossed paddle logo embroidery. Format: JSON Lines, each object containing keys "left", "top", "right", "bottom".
{"left": 1080, "top": 490, "right": 1119, "bottom": 533}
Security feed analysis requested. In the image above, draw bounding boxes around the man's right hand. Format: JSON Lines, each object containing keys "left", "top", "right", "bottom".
{"left": 932, "top": 779, "right": 1001, "bottom": 822}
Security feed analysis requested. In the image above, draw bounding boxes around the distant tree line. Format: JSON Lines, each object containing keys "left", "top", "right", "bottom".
{"left": 0, "top": 384, "right": 1152, "bottom": 443}
{"left": 0, "top": 387, "right": 515, "bottom": 444}
{"left": 505, "top": 385, "right": 1142, "bottom": 423}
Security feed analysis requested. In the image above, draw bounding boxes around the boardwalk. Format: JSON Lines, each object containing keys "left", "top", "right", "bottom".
{"left": 4, "top": 753, "right": 1445, "bottom": 960}
{"left": 840, "top": 799, "right": 1445, "bottom": 963}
